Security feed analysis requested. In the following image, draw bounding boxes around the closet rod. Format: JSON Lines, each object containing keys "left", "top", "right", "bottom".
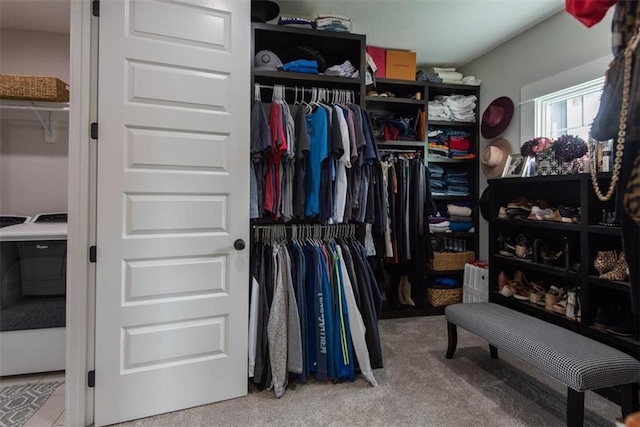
{"left": 254, "top": 84, "right": 359, "bottom": 93}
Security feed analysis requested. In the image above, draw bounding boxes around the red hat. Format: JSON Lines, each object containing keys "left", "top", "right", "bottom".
{"left": 481, "top": 97, "right": 514, "bottom": 139}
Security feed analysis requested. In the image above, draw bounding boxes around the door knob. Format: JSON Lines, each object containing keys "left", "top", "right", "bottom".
{"left": 234, "top": 239, "right": 246, "bottom": 251}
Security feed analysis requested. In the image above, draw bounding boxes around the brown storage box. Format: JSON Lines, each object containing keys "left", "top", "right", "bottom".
{"left": 0, "top": 74, "right": 69, "bottom": 102}
{"left": 429, "top": 251, "right": 475, "bottom": 271}
{"left": 428, "top": 288, "right": 462, "bottom": 307}
{"left": 385, "top": 50, "right": 416, "bottom": 81}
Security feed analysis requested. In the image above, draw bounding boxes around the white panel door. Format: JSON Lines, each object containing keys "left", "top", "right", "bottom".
{"left": 95, "top": 0, "right": 250, "bottom": 425}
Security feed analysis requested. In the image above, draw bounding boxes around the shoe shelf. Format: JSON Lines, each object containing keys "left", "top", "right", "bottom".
{"left": 586, "top": 326, "right": 640, "bottom": 355}
{"left": 587, "top": 276, "right": 631, "bottom": 293}
{"left": 492, "top": 218, "right": 581, "bottom": 232}
{"left": 489, "top": 174, "right": 638, "bottom": 356}
{"left": 492, "top": 254, "right": 579, "bottom": 279}
{"left": 587, "top": 225, "right": 622, "bottom": 236}
{"left": 492, "top": 292, "right": 580, "bottom": 331}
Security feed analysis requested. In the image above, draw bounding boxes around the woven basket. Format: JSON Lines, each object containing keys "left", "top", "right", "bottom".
{"left": 0, "top": 74, "right": 69, "bottom": 102}
{"left": 429, "top": 251, "right": 475, "bottom": 271}
{"left": 428, "top": 288, "right": 462, "bottom": 307}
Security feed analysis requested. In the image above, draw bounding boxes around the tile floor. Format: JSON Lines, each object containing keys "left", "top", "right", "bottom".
{"left": 0, "top": 371, "right": 65, "bottom": 427}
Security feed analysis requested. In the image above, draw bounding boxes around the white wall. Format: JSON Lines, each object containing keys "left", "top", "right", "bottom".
{"left": 460, "top": 10, "right": 614, "bottom": 260}
{"left": 0, "top": 28, "right": 70, "bottom": 216}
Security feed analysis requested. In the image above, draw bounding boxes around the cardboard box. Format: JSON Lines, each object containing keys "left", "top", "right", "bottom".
{"left": 386, "top": 49, "right": 416, "bottom": 81}
{"left": 366, "top": 46, "right": 386, "bottom": 79}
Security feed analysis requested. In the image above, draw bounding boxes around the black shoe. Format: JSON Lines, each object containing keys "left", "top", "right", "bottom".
{"left": 594, "top": 306, "right": 622, "bottom": 330}
{"left": 606, "top": 313, "right": 634, "bottom": 337}
{"left": 558, "top": 205, "right": 580, "bottom": 223}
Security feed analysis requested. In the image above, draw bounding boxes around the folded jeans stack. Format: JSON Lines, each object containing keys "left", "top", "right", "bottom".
{"left": 428, "top": 164, "right": 446, "bottom": 196}
{"left": 447, "top": 203, "right": 474, "bottom": 233}
{"left": 446, "top": 171, "right": 469, "bottom": 196}
{"left": 316, "top": 14, "right": 351, "bottom": 32}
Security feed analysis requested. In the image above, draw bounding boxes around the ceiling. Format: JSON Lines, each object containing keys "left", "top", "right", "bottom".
{"left": 277, "top": 0, "right": 564, "bottom": 67}
{"left": 0, "top": 0, "right": 70, "bottom": 34}
{"left": 0, "top": 0, "right": 564, "bottom": 66}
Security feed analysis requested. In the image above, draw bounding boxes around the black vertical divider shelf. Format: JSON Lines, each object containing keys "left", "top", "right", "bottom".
{"left": 488, "top": 174, "right": 639, "bottom": 359}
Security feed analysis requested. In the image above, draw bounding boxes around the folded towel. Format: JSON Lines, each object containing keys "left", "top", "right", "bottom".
{"left": 447, "top": 204, "right": 472, "bottom": 217}
{"left": 433, "top": 67, "right": 456, "bottom": 73}
{"left": 437, "top": 71, "right": 463, "bottom": 81}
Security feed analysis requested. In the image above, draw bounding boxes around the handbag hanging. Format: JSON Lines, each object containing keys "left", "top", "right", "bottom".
{"left": 588, "top": 28, "right": 640, "bottom": 201}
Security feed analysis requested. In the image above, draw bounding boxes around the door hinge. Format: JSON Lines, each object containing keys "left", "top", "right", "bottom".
{"left": 92, "top": 0, "right": 100, "bottom": 17}
{"left": 90, "top": 122, "right": 98, "bottom": 140}
{"left": 88, "top": 370, "right": 95, "bottom": 388}
{"left": 89, "top": 246, "right": 97, "bottom": 263}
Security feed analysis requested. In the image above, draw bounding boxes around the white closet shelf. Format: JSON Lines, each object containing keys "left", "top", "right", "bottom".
{"left": 0, "top": 99, "right": 69, "bottom": 143}
{"left": 0, "top": 99, "right": 70, "bottom": 111}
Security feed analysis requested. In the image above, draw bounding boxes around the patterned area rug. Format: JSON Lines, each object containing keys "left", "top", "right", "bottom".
{"left": 0, "top": 382, "right": 61, "bottom": 427}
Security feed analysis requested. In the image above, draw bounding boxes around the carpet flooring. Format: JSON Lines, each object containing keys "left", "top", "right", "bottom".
{"left": 0, "top": 381, "right": 62, "bottom": 427}
{"left": 116, "top": 316, "right": 620, "bottom": 427}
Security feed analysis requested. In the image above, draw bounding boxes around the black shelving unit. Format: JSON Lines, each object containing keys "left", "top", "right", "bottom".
{"left": 488, "top": 174, "right": 639, "bottom": 358}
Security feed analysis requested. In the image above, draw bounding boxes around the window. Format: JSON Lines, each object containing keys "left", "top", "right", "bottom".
{"left": 535, "top": 77, "right": 604, "bottom": 141}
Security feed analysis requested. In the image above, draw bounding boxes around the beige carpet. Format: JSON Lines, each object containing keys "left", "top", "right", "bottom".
{"left": 117, "top": 316, "right": 620, "bottom": 427}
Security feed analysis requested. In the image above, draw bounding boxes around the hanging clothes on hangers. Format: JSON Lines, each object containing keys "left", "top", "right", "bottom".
{"left": 250, "top": 84, "right": 379, "bottom": 224}
{"left": 248, "top": 225, "right": 381, "bottom": 398}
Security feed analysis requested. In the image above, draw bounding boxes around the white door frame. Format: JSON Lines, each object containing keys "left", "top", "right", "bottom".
{"left": 67, "top": 0, "right": 97, "bottom": 425}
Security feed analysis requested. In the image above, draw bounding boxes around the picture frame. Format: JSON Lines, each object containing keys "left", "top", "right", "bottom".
{"left": 502, "top": 154, "right": 527, "bottom": 178}
{"left": 523, "top": 156, "right": 536, "bottom": 177}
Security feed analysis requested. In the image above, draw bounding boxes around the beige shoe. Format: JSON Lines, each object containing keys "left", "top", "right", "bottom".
{"left": 398, "top": 277, "right": 407, "bottom": 305}
{"left": 401, "top": 276, "right": 416, "bottom": 307}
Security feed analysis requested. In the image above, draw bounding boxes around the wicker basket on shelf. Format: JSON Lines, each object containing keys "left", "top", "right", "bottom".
{"left": 427, "top": 288, "right": 463, "bottom": 307}
{"left": 429, "top": 251, "right": 475, "bottom": 271}
{"left": 0, "top": 74, "right": 69, "bottom": 102}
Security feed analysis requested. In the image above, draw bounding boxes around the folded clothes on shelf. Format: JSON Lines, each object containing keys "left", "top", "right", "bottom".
{"left": 278, "top": 16, "right": 316, "bottom": 29}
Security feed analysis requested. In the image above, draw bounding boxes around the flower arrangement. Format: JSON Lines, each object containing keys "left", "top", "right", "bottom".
{"left": 521, "top": 137, "right": 552, "bottom": 157}
{"left": 552, "top": 134, "right": 588, "bottom": 162}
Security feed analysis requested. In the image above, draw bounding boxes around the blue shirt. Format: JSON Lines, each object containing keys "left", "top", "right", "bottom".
{"left": 305, "top": 108, "right": 329, "bottom": 217}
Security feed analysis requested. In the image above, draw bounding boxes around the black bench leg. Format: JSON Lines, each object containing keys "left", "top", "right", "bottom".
{"left": 489, "top": 345, "right": 498, "bottom": 359}
{"left": 567, "top": 388, "right": 584, "bottom": 427}
{"left": 621, "top": 383, "right": 640, "bottom": 419}
{"left": 446, "top": 322, "right": 457, "bottom": 359}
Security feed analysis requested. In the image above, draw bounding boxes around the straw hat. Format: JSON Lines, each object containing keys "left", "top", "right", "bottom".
{"left": 481, "top": 138, "right": 513, "bottom": 178}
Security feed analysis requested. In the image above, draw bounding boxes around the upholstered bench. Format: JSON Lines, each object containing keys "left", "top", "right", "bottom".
{"left": 445, "top": 302, "right": 640, "bottom": 427}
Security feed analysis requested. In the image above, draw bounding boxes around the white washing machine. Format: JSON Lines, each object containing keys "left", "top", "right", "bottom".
{"left": 0, "top": 215, "right": 32, "bottom": 309}
{"left": 0, "top": 213, "right": 67, "bottom": 376}
{"left": 1, "top": 213, "right": 68, "bottom": 296}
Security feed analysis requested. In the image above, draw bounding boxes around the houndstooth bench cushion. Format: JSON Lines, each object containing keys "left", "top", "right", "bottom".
{"left": 445, "top": 302, "right": 640, "bottom": 391}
